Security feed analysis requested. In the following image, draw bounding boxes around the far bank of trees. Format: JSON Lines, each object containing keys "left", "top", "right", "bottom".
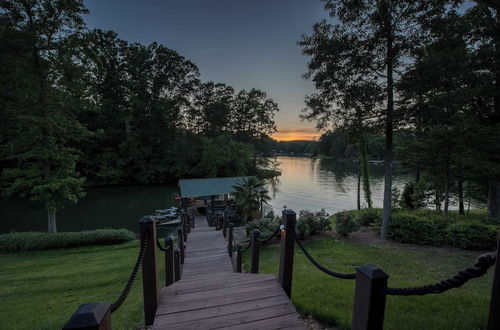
{"left": 0, "top": 0, "right": 278, "bottom": 232}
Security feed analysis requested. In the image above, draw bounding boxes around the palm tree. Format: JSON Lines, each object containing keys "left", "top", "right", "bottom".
{"left": 231, "top": 177, "right": 271, "bottom": 223}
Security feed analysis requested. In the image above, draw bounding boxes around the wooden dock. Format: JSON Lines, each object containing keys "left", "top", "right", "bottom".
{"left": 153, "top": 212, "right": 305, "bottom": 329}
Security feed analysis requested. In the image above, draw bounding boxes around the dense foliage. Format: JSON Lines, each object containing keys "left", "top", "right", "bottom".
{"left": 295, "top": 209, "right": 331, "bottom": 237}
{"left": 300, "top": 0, "right": 500, "bottom": 234}
{"left": 334, "top": 211, "right": 360, "bottom": 237}
{"left": 0, "top": 1, "right": 279, "bottom": 232}
{"left": 0, "top": 229, "right": 135, "bottom": 253}
{"left": 232, "top": 177, "right": 271, "bottom": 223}
{"left": 446, "top": 222, "right": 499, "bottom": 250}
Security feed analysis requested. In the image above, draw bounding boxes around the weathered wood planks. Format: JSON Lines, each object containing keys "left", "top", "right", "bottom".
{"left": 153, "top": 211, "right": 305, "bottom": 330}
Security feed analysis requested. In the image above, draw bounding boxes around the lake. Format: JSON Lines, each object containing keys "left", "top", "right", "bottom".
{"left": 0, "top": 157, "right": 408, "bottom": 233}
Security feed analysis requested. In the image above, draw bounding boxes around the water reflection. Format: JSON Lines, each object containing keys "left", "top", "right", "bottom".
{"left": 268, "top": 156, "right": 408, "bottom": 215}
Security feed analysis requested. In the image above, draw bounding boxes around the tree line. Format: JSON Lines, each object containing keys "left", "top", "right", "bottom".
{"left": 0, "top": 0, "right": 278, "bottom": 232}
{"left": 300, "top": 0, "right": 500, "bottom": 234}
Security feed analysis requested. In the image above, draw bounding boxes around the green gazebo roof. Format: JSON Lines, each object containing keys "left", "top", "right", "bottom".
{"left": 178, "top": 176, "right": 265, "bottom": 198}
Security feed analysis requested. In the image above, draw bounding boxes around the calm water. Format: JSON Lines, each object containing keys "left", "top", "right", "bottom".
{"left": 267, "top": 156, "right": 408, "bottom": 215}
{"left": 0, "top": 186, "right": 178, "bottom": 233}
{"left": 0, "top": 156, "right": 408, "bottom": 233}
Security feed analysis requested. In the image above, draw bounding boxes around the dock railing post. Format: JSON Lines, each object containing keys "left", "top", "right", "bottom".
{"left": 182, "top": 213, "right": 188, "bottom": 241}
{"left": 165, "top": 235, "right": 174, "bottom": 287}
{"left": 488, "top": 234, "right": 500, "bottom": 330}
{"left": 352, "top": 264, "right": 388, "bottom": 330}
{"left": 63, "top": 302, "right": 112, "bottom": 330}
{"left": 139, "top": 216, "right": 159, "bottom": 327}
{"left": 192, "top": 207, "right": 195, "bottom": 228}
{"left": 174, "top": 248, "right": 181, "bottom": 281}
{"left": 279, "top": 209, "right": 296, "bottom": 298}
{"left": 223, "top": 211, "right": 228, "bottom": 238}
{"left": 177, "top": 228, "right": 185, "bottom": 264}
{"left": 236, "top": 245, "right": 242, "bottom": 273}
{"left": 250, "top": 229, "right": 260, "bottom": 274}
{"left": 228, "top": 223, "right": 234, "bottom": 257}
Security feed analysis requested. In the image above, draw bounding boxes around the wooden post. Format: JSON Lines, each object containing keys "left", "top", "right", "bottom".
{"left": 228, "top": 223, "right": 234, "bottom": 257}
{"left": 139, "top": 216, "right": 159, "bottom": 327}
{"left": 186, "top": 214, "right": 191, "bottom": 234}
{"left": 177, "top": 228, "right": 185, "bottom": 264}
{"left": 251, "top": 229, "right": 260, "bottom": 274}
{"left": 236, "top": 245, "right": 242, "bottom": 273}
{"left": 279, "top": 209, "right": 296, "bottom": 298}
{"left": 174, "top": 248, "right": 181, "bottom": 281}
{"left": 223, "top": 211, "right": 228, "bottom": 238}
{"left": 63, "top": 302, "right": 111, "bottom": 330}
{"left": 165, "top": 235, "right": 174, "bottom": 287}
{"left": 192, "top": 207, "right": 195, "bottom": 228}
{"left": 352, "top": 265, "right": 388, "bottom": 330}
{"left": 488, "top": 235, "right": 500, "bottom": 330}
{"left": 182, "top": 213, "right": 188, "bottom": 242}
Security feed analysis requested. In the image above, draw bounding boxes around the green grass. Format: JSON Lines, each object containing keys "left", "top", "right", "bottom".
{"left": 245, "top": 238, "right": 494, "bottom": 330}
{"left": 0, "top": 240, "right": 164, "bottom": 330}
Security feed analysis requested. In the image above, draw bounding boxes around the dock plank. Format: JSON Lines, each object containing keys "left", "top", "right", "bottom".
{"left": 153, "top": 210, "right": 305, "bottom": 330}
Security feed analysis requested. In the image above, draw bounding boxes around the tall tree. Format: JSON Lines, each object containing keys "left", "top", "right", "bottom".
{"left": 0, "top": 0, "right": 89, "bottom": 233}
{"left": 301, "top": 0, "right": 423, "bottom": 238}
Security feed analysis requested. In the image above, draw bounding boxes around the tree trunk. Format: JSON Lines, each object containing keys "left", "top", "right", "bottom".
{"left": 48, "top": 210, "right": 57, "bottom": 234}
{"left": 488, "top": 182, "right": 500, "bottom": 218}
{"left": 488, "top": 11, "right": 500, "bottom": 219}
{"left": 435, "top": 191, "right": 441, "bottom": 211}
{"left": 467, "top": 181, "right": 471, "bottom": 214}
{"left": 444, "top": 169, "right": 450, "bottom": 217}
{"left": 380, "top": 0, "right": 394, "bottom": 240}
{"left": 357, "top": 160, "right": 361, "bottom": 210}
{"left": 458, "top": 179, "right": 464, "bottom": 215}
{"left": 359, "top": 136, "right": 372, "bottom": 208}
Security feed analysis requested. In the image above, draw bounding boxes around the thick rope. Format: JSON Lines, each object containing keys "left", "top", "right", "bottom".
{"left": 111, "top": 234, "right": 149, "bottom": 313}
{"left": 240, "top": 240, "right": 252, "bottom": 253}
{"left": 294, "top": 235, "right": 356, "bottom": 280}
{"left": 385, "top": 252, "right": 496, "bottom": 296}
{"left": 156, "top": 237, "right": 171, "bottom": 252}
{"left": 258, "top": 225, "right": 281, "bottom": 243}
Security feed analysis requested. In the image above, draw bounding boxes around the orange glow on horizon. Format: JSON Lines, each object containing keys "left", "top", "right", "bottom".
{"left": 272, "top": 129, "right": 318, "bottom": 141}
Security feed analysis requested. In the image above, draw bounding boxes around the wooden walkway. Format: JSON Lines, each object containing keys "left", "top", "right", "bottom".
{"left": 153, "top": 212, "right": 305, "bottom": 330}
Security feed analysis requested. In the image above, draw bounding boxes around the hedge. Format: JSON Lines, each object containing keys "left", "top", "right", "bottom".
{"left": 0, "top": 229, "right": 136, "bottom": 253}
{"left": 446, "top": 222, "right": 499, "bottom": 250}
{"left": 387, "top": 211, "right": 449, "bottom": 245}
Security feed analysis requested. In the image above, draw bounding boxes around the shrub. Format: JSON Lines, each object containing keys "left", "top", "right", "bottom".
{"left": 399, "top": 181, "right": 426, "bottom": 210}
{"left": 356, "top": 208, "right": 382, "bottom": 225}
{"left": 245, "top": 216, "right": 281, "bottom": 240}
{"left": 387, "top": 211, "right": 448, "bottom": 245}
{"left": 446, "top": 222, "right": 499, "bottom": 250}
{"left": 0, "top": 229, "right": 136, "bottom": 253}
{"left": 296, "top": 209, "right": 331, "bottom": 237}
{"left": 335, "top": 212, "right": 360, "bottom": 237}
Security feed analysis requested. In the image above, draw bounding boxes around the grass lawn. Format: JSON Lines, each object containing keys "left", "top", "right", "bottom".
{"left": 0, "top": 240, "right": 162, "bottom": 330}
{"left": 244, "top": 238, "right": 494, "bottom": 330}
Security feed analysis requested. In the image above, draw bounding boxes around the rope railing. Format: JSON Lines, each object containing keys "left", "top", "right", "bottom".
{"left": 294, "top": 234, "right": 356, "bottom": 280}
{"left": 156, "top": 236, "right": 171, "bottom": 252}
{"left": 258, "top": 225, "right": 281, "bottom": 243}
{"left": 240, "top": 239, "right": 252, "bottom": 253}
{"left": 384, "top": 252, "right": 496, "bottom": 296}
{"left": 110, "top": 233, "right": 149, "bottom": 313}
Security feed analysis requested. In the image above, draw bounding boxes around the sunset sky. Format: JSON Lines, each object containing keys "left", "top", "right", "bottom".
{"left": 84, "top": 0, "right": 329, "bottom": 141}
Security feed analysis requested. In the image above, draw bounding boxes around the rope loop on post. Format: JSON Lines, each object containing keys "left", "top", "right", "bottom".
{"left": 294, "top": 235, "right": 356, "bottom": 280}
{"left": 385, "top": 252, "right": 496, "bottom": 296}
{"left": 258, "top": 225, "right": 281, "bottom": 243}
{"left": 110, "top": 232, "right": 149, "bottom": 313}
{"left": 156, "top": 237, "right": 171, "bottom": 252}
